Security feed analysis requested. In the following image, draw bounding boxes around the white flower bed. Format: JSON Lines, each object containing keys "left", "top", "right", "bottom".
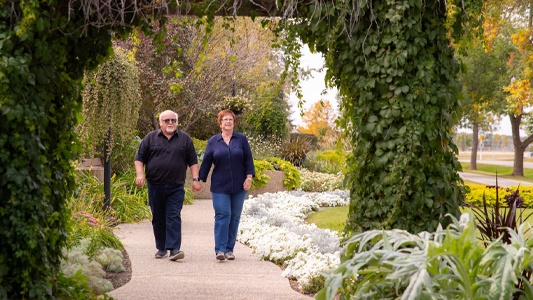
{"left": 238, "top": 190, "right": 349, "bottom": 292}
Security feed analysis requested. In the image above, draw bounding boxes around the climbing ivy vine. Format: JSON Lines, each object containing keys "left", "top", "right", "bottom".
{"left": 0, "top": 0, "right": 148, "bottom": 297}
{"left": 285, "top": 0, "right": 484, "bottom": 234}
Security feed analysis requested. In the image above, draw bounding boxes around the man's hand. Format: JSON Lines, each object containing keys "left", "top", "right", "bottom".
{"left": 192, "top": 181, "right": 203, "bottom": 192}
{"left": 135, "top": 175, "right": 146, "bottom": 188}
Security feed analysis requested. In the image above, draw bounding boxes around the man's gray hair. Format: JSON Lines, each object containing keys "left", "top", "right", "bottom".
{"left": 159, "top": 110, "right": 178, "bottom": 121}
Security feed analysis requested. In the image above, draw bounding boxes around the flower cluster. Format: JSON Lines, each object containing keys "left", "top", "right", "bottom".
{"left": 238, "top": 190, "right": 349, "bottom": 293}
{"left": 298, "top": 168, "right": 344, "bottom": 192}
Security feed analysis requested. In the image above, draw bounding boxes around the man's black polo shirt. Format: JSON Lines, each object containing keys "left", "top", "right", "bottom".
{"left": 135, "top": 129, "right": 198, "bottom": 184}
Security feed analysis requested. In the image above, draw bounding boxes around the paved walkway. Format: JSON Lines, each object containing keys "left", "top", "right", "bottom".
{"left": 107, "top": 166, "right": 531, "bottom": 299}
{"left": 108, "top": 199, "right": 311, "bottom": 300}
{"left": 457, "top": 159, "right": 533, "bottom": 187}
{"left": 458, "top": 172, "right": 533, "bottom": 187}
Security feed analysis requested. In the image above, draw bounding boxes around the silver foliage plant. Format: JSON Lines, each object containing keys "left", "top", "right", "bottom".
{"left": 318, "top": 213, "right": 533, "bottom": 300}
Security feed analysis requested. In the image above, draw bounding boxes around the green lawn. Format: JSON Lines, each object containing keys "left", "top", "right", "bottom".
{"left": 307, "top": 162, "right": 533, "bottom": 233}
{"left": 460, "top": 162, "right": 533, "bottom": 183}
{"left": 308, "top": 205, "right": 533, "bottom": 235}
{"left": 305, "top": 206, "right": 349, "bottom": 234}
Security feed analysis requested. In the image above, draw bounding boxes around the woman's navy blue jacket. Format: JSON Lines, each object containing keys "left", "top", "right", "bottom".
{"left": 199, "top": 132, "right": 255, "bottom": 193}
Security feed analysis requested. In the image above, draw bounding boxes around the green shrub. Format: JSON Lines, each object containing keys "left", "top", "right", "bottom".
{"left": 279, "top": 138, "right": 311, "bottom": 166}
{"left": 267, "top": 157, "right": 301, "bottom": 190}
{"left": 304, "top": 149, "right": 349, "bottom": 174}
{"left": 250, "top": 158, "right": 301, "bottom": 190}
{"left": 61, "top": 241, "right": 115, "bottom": 295}
{"left": 67, "top": 173, "right": 124, "bottom": 254}
{"left": 53, "top": 270, "right": 100, "bottom": 300}
{"left": 184, "top": 186, "right": 194, "bottom": 205}
{"left": 303, "top": 275, "right": 326, "bottom": 294}
{"left": 95, "top": 248, "right": 124, "bottom": 273}
{"left": 110, "top": 170, "right": 151, "bottom": 222}
{"left": 111, "top": 135, "right": 142, "bottom": 175}
{"left": 467, "top": 182, "right": 533, "bottom": 299}
{"left": 193, "top": 138, "right": 208, "bottom": 161}
{"left": 464, "top": 183, "right": 533, "bottom": 208}
{"left": 250, "top": 159, "right": 275, "bottom": 189}
{"left": 247, "top": 134, "right": 282, "bottom": 160}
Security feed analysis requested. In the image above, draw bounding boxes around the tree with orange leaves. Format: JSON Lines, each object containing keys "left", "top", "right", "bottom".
{"left": 297, "top": 100, "right": 339, "bottom": 148}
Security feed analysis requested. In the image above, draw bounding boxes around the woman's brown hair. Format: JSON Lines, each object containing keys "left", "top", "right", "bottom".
{"left": 217, "top": 109, "right": 236, "bottom": 126}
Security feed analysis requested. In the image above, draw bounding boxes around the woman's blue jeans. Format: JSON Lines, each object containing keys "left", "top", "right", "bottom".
{"left": 211, "top": 190, "right": 248, "bottom": 254}
{"left": 147, "top": 183, "right": 185, "bottom": 251}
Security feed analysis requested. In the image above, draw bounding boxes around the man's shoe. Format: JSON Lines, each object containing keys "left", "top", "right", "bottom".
{"left": 155, "top": 250, "right": 167, "bottom": 259}
{"left": 225, "top": 252, "right": 235, "bottom": 260}
{"left": 216, "top": 251, "right": 225, "bottom": 261}
{"left": 169, "top": 249, "right": 185, "bottom": 261}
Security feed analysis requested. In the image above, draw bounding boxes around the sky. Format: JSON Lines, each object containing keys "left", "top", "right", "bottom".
{"left": 496, "top": 118, "right": 513, "bottom": 136}
{"left": 289, "top": 45, "right": 515, "bottom": 136}
{"left": 458, "top": 116, "right": 513, "bottom": 136}
{"left": 288, "top": 45, "right": 338, "bottom": 128}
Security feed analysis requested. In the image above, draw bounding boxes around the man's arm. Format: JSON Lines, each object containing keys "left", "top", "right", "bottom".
{"left": 190, "top": 163, "right": 202, "bottom": 192}
{"left": 134, "top": 160, "right": 146, "bottom": 187}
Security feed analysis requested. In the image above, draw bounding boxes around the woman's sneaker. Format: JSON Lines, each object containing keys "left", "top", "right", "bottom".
{"left": 225, "top": 252, "right": 235, "bottom": 260}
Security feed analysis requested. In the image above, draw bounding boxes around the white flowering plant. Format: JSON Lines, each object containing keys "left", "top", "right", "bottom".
{"left": 298, "top": 168, "right": 344, "bottom": 192}
{"left": 238, "top": 190, "right": 349, "bottom": 293}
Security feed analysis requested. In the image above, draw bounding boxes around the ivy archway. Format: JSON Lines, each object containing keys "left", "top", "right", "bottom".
{"left": 0, "top": 0, "right": 483, "bottom": 297}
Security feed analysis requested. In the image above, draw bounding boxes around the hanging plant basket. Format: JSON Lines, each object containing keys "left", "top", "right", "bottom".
{"left": 221, "top": 95, "right": 250, "bottom": 115}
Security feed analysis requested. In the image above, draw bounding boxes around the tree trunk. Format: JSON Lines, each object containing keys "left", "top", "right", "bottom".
{"left": 511, "top": 114, "right": 525, "bottom": 176}
{"left": 510, "top": 114, "right": 533, "bottom": 176}
{"left": 470, "top": 123, "right": 479, "bottom": 170}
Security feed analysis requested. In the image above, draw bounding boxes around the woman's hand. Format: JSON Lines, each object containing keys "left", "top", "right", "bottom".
{"left": 243, "top": 177, "right": 252, "bottom": 191}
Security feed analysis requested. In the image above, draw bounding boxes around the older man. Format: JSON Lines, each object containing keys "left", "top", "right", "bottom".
{"left": 134, "top": 110, "right": 202, "bottom": 260}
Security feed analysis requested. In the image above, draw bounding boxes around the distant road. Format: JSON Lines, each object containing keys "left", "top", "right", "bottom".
{"left": 458, "top": 172, "right": 533, "bottom": 187}
{"left": 458, "top": 159, "right": 533, "bottom": 169}
{"left": 457, "top": 159, "right": 533, "bottom": 186}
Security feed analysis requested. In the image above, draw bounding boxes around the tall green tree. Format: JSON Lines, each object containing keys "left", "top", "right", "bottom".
{"left": 458, "top": 38, "right": 510, "bottom": 170}
{"left": 241, "top": 80, "right": 291, "bottom": 139}
{"left": 483, "top": 0, "right": 533, "bottom": 176}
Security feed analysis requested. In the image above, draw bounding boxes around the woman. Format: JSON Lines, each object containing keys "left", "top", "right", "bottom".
{"left": 199, "top": 109, "right": 255, "bottom": 261}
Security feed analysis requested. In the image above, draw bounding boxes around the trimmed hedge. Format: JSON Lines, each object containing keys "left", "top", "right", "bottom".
{"left": 464, "top": 184, "right": 533, "bottom": 208}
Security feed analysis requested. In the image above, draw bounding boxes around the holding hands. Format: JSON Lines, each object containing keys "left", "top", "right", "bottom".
{"left": 192, "top": 180, "right": 203, "bottom": 192}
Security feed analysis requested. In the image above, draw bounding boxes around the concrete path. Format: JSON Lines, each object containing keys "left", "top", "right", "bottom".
{"left": 107, "top": 159, "right": 532, "bottom": 300}
{"left": 108, "top": 199, "right": 311, "bottom": 300}
{"left": 458, "top": 172, "right": 533, "bottom": 187}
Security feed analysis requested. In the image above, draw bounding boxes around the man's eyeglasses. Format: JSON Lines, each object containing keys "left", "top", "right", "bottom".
{"left": 222, "top": 118, "right": 233, "bottom": 122}
{"left": 163, "top": 118, "right": 177, "bottom": 124}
